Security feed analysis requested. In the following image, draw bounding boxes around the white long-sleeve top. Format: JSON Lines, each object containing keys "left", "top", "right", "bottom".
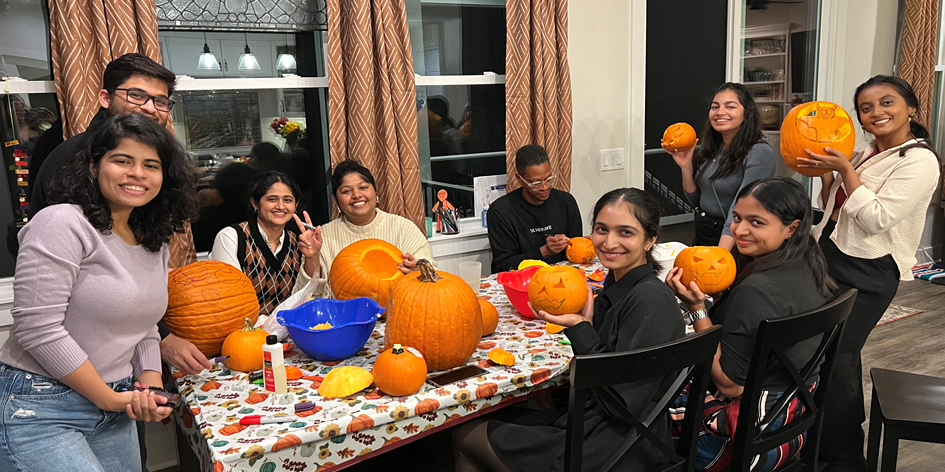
{"left": 812, "top": 139, "right": 941, "bottom": 280}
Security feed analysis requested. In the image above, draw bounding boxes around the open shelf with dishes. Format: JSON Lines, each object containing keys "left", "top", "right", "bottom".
{"left": 742, "top": 24, "right": 793, "bottom": 132}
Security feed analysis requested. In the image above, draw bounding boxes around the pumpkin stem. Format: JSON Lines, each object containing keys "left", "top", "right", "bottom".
{"left": 416, "top": 259, "right": 441, "bottom": 283}
{"left": 242, "top": 318, "right": 256, "bottom": 331}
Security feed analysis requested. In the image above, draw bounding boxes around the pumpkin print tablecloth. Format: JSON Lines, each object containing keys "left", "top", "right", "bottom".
{"left": 172, "top": 263, "right": 605, "bottom": 472}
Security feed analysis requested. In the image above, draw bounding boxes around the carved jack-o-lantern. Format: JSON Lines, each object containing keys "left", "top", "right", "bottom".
{"left": 527, "top": 266, "right": 587, "bottom": 315}
{"left": 673, "top": 246, "right": 737, "bottom": 294}
{"left": 662, "top": 122, "right": 697, "bottom": 152}
{"left": 566, "top": 237, "right": 596, "bottom": 264}
{"left": 780, "top": 101, "right": 855, "bottom": 176}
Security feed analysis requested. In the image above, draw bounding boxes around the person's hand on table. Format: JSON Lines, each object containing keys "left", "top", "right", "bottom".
{"left": 160, "top": 333, "right": 211, "bottom": 375}
{"left": 664, "top": 267, "right": 707, "bottom": 311}
{"left": 398, "top": 253, "right": 420, "bottom": 274}
{"left": 124, "top": 381, "right": 172, "bottom": 422}
{"left": 529, "top": 286, "right": 594, "bottom": 328}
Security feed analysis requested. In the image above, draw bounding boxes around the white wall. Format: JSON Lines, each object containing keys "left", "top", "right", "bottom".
{"left": 568, "top": 0, "right": 645, "bottom": 234}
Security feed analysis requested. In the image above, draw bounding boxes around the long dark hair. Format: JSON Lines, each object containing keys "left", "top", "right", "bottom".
{"left": 692, "top": 82, "right": 769, "bottom": 181}
{"left": 853, "top": 75, "right": 933, "bottom": 144}
{"left": 591, "top": 188, "right": 663, "bottom": 271}
{"left": 732, "top": 177, "right": 835, "bottom": 298}
{"left": 48, "top": 113, "right": 198, "bottom": 252}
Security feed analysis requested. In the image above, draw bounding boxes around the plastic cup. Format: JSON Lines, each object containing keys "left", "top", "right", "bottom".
{"left": 459, "top": 261, "right": 482, "bottom": 293}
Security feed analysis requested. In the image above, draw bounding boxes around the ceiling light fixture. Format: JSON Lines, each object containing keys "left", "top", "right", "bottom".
{"left": 196, "top": 32, "right": 221, "bottom": 71}
{"left": 275, "top": 33, "right": 298, "bottom": 76}
{"left": 238, "top": 32, "right": 261, "bottom": 71}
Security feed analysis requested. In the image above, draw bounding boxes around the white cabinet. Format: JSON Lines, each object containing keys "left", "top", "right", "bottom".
{"left": 159, "top": 31, "right": 292, "bottom": 79}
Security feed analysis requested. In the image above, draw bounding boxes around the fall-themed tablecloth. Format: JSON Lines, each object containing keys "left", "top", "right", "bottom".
{"left": 172, "top": 263, "right": 605, "bottom": 472}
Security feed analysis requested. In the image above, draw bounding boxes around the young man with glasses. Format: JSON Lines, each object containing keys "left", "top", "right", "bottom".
{"left": 26, "top": 53, "right": 205, "bottom": 472}
{"left": 487, "top": 144, "right": 583, "bottom": 273}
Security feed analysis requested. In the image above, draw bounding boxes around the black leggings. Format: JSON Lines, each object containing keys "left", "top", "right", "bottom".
{"left": 817, "top": 220, "right": 900, "bottom": 460}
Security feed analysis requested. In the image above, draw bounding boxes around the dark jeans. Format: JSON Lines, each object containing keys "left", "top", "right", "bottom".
{"left": 817, "top": 220, "right": 900, "bottom": 461}
{"left": 692, "top": 210, "right": 725, "bottom": 247}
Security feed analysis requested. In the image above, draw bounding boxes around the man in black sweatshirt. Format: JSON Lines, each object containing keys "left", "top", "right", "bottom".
{"left": 487, "top": 144, "right": 583, "bottom": 273}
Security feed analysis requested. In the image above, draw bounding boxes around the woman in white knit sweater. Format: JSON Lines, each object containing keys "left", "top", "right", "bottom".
{"left": 796, "top": 75, "right": 941, "bottom": 472}
{"left": 312, "top": 160, "right": 434, "bottom": 292}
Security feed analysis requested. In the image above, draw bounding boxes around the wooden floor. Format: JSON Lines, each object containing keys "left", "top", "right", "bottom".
{"left": 159, "top": 224, "right": 945, "bottom": 471}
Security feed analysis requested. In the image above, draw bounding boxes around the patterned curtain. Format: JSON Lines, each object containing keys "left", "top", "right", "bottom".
{"left": 47, "top": 0, "right": 163, "bottom": 139}
{"left": 326, "top": 0, "right": 424, "bottom": 230}
{"left": 898, "top": 0, "right": 938, "bottom": 128}
{"left": 505, "top": 0, "right": 573, "bottom": 192}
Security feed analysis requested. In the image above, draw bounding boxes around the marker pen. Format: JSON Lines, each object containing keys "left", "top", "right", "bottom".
{"left": 239, "top": 415, "right": 299, "bottom": 425}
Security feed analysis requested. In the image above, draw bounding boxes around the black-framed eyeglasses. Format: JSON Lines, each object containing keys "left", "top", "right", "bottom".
{"left": 115, "top": 88, "right": 175, "bottom": 112}
{"left": 520, "top": 174, "right": 556, "bottom": 190}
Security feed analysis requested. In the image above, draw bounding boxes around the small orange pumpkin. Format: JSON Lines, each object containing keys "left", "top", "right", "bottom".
{"left": 373, "top": 344, "right": 428, "bottom": 396}
{"left": 566, "top": 237, "right": 596, "bottom": 264}
{"left": 479, "top": 300, "right": 499, "bottom": 336}
{"left": 221, "top": 318, "right": 269, "bottom": 372}
{"left": 164, "top": 261, "right": 260, "bottom": 357}
{"left": 271, "top": 434, "right": 302, "bottom": 452}
{"left": 318, "top": 366, "right": 374, "bottom": 397}
{"left": 346, "top": 414, "right": 376, "bottom": 433}
{"left": 385, "top": 260, "right": 482, "bottom": 371}
{"left": 330, "top": 239, "right": 405, "bottom": 308}
{"left": 673, "top": 246, "right": 737, "bottom": 294}
{"left": 662, "top": 122, "right": 697, "bottom": 152}
{"left": 414, "top": 398, "right": 440, "bottom": 415}
{"left": 528, "top": 266, "right": 588, "bottom": 315}
{"left": 780, "top": 101, "right": 855, "bottom": 176}
{"left": 476, "top": 382, "right": 499, "bottom": 399}
{"left": 488, "top": 348, "right": 515, "bottom": 366}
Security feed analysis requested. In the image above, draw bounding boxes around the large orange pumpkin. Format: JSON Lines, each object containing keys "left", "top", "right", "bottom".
{"left": 566, "top": 237, "right": 596, "bottom": 264}
{"left": 373, "top": 344, "right": 428, "bottom": 396}
{"left": 528, "top": 266, "right": 587, "bottom": 315}
{"left": 385, "top": 260, "right": 483, "bottom": 371}
{"left": 780, "top": 101, "right": 855, "bottom": 176}
{"left": 479, "top": 300, "right": 499, "bottom": 336}
{"left": 330, "top": 239, "right": 405, "bottom": 308}
{"left": 673, "top": 246, "right": 737, "bottom": 294}
{"left": 221, "top": 318, "right": 269, "bottom": 372}
{"left": 662, "top": 122, "right": 697, "bottom": 152}
{"left": 164, "top": 261, "right": 260, "bottom": 357}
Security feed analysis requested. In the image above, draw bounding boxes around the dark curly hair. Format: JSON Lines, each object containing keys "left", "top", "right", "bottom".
{"left": 47, "top": 113, "right": 198, "bottom": 253}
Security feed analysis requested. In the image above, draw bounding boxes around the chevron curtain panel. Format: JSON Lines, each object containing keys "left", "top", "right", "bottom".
{"left": 898, "top": 0, "right": 938, "bottom": 129}
{"left": 47, "top": 0, "right": 164, "bottom": 139}
{"left": 325, "top": 0, "right": 424, "bottom": 230}
{"left": 505, "top": 0, "right": 573, "bottom": 192}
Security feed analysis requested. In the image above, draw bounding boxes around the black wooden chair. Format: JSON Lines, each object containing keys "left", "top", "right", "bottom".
{"left": 728, "top": 289, "right": 858, "bottom": 472}
{"left": 564, "top": 325, "right": 723, "bottom": 472}
{"left": 866, "top": 368, "right": 945, "bottom": 472}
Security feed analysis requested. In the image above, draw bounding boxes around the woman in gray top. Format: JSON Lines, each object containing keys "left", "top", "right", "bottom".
{"left": 0, "top": 114, "right": 197, "bottom": 472}
{"left": 663, "top": 82, "right": 776, "bottom": 249}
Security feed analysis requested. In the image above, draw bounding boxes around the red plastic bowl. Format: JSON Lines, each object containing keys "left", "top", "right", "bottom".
{"left": 496, "top": 266, "right": 542, "bottom": 318}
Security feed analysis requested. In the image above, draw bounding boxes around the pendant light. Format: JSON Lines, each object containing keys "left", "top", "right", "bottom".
{"left": 196, "top": 32, "right": 221, "bottom": 71}
{"left": 275, "top": 33, "right": 297, "bottom": 76}
{"left": 237, "top": 32, "right": 261, "bottom": 71}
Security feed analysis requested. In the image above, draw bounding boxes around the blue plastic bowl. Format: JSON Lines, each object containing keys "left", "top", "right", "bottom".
{"left": 277, "top": 298, "right": 384, "bottom": 362}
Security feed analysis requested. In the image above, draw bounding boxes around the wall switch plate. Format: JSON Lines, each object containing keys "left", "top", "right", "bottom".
{"left": 600, "top": 148, "right": 625, "bottom": 171}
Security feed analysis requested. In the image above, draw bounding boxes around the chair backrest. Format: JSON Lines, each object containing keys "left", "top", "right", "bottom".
{"left": 565, "top": 325, "right": 723, "bottom": 472}
{"left": 729, "top": 289, "right": 858, "bottom": 472}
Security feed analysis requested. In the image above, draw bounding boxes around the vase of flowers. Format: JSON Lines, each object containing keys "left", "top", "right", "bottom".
{"left": 270, "top": 117, "right": 306, "bottom": 149}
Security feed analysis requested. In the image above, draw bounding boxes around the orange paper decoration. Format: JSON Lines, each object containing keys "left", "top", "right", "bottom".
{"left": 780, "top": 101, "right": 855, "bottom": 176}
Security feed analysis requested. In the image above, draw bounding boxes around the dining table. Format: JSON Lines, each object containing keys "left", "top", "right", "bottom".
{"left": 170, "top": 261, "right": 608, "bottom": 472}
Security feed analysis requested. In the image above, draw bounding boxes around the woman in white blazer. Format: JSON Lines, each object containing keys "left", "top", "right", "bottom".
{"left": 797, "top": 75, "right": 941, "bottom": 472}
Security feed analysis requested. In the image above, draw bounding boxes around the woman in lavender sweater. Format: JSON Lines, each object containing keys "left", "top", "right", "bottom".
{"left": 0, "top": 113, "right": 197, "bottom": 471}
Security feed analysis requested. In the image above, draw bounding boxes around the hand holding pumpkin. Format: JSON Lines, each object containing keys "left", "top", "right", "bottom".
{"left": 664, "top": 267, "right": 707, "bottom": 311}
{"left": 662, "top": 138, "right": 698, "bottom": 170}
{"left": 795, "top": 147, "right": 853, "bottom": 173}
{"left": 528, "top": 285, "right": 594, "bottom": 328}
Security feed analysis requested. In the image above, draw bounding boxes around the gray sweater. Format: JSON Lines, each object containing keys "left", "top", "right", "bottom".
{"left": 0, "top": 204, "right": 169, "bottom": 383}
{"left": 684, "top": 142, "right": 777, "bottom": 237}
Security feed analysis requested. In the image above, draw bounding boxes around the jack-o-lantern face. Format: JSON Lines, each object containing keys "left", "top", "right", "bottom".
{"left": 780, "top": 101, "right": 855, "bottom": 176}
{"left": 673, "top": 246, "right": 737, "bottom": 294}
{"left": 662, "top": 122, "right": 697, "bottom": 152}
{"left": 527, "top": 266, "right": 587, "bottom": 315}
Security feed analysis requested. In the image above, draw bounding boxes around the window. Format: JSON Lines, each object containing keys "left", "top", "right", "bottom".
{"left": 158, "top": 30, "right": 332, "bottom": 249}
{"left": 0, "top": 0, "right": 53, "bottom": 81}
{"left": 409, "top": 0, "right": 507, "bottom": 224}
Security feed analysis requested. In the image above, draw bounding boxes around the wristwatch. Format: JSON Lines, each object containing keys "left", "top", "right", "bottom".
{"left": 686, "top": 308, "right": 709, "bottom": 325}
